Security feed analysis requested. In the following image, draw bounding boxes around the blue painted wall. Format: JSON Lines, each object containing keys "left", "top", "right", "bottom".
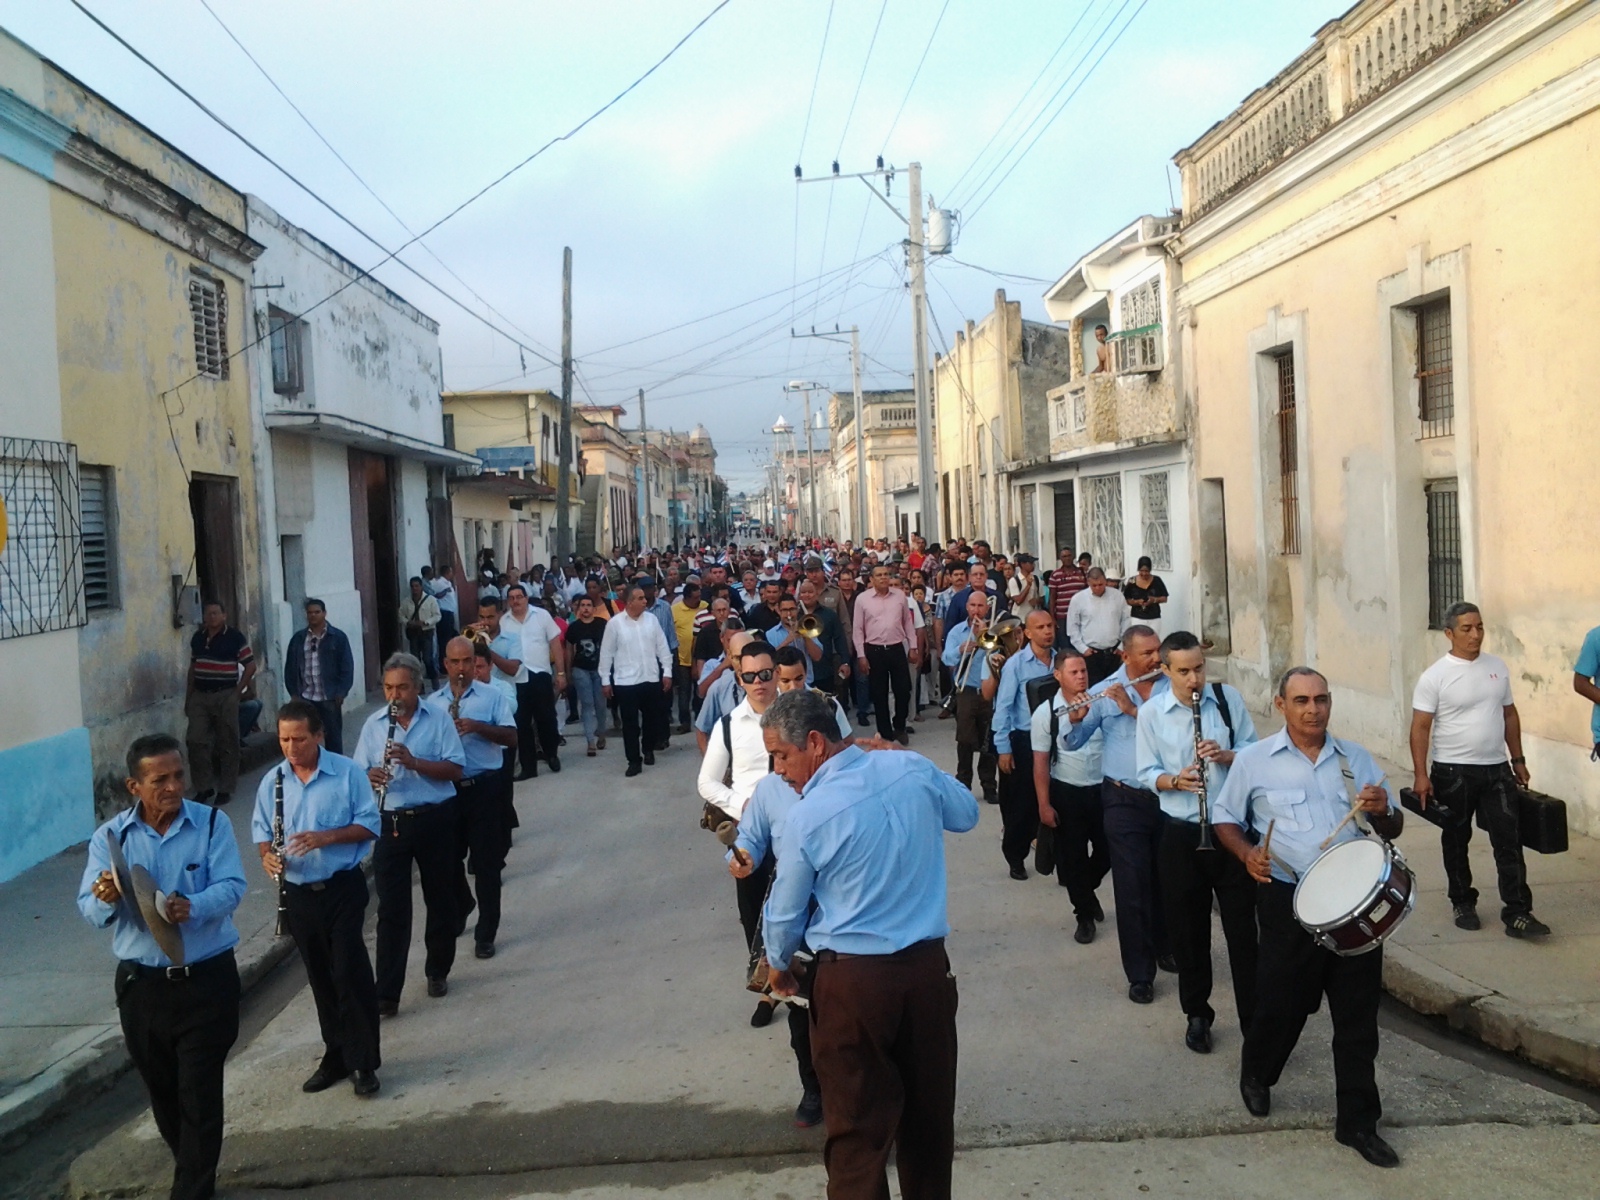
{"left": 0, "top": 726, "right": 94, "bottom": 882}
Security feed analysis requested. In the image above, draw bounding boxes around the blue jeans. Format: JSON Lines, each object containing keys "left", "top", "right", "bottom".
{"left": 572, "top": 668, "right": 606, "bottom": 744}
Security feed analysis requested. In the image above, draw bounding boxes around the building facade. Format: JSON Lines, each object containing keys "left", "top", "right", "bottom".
{"left": 576, "top": 405, "right": 637, "bottom": 556}
{"left": 825, "top": 388, "right": 921, "bottom": 543}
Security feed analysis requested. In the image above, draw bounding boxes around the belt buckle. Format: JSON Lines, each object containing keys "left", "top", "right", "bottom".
{"left": 163, "top": 965, "right": 191, "bottom": 980}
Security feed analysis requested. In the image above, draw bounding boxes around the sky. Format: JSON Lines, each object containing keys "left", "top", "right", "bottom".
{"left": 0, "top": 0, "right": 1338, "bottom": 490}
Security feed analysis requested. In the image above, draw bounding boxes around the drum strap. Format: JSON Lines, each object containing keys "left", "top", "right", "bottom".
{"left": 1333, "top": 746, "right": 1372, "bottom": 838}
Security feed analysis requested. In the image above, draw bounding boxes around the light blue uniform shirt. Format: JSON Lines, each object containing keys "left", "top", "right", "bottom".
{"left": 489, "top": 630, "right": 523, "bottom": 686}
{"left": 1064, "top": 666, "right": 1169, "bottom": 786}
{"left": 1136, "top": 683, "right": 1258, "bottom": 821}
{"left": 1576, "top": 625, "right": 1600, "bottom": 741}
{"left": 249, "top": 750, "right": 380, "bottom": 884}
{"left": 77, "top": 800, "right": 246, "bottom": 967}
{"left": 729, "top": 773, "right": 801, "bottom": 868}
{"left": 1212, "top": 728, "right": 1395, "bottom": 883}
{"left": 422, "top": 680, "right": 516, "bottom": 777}
{"left": 352, "top": 702, "right": 466, "bottom": 807}
{"left": 763, "top": 745, "right": 980, "bottom": 971}
{"left": 941, "top": 620, "right": 992, "bottom": 687}
{"left": 646, "top": 597, "right": 678, "bottom": 652}
{"left": 767, "top": 624, "right": 815, "bottom": 684}
{"left": 1031, "top": 696, "right": 1103, "bottom": 787}
{"left": 695, "top": 668, "right": 741, "bottom": 734}
{"left": 992, "top": 646, "right": 1053, "bottom": 755}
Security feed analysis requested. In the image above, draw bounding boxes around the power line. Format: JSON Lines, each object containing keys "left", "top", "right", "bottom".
{"left": 795, "top": 0, "right": 837, "bottom": 166}
{"left": 834, "top": 0, "right": 890, "bottom": 160}
{"left": 881, "top": 0, "right": 950, "bottom": 153}
{"left": 940, "top": 256, "right": 1056, "bottom": 285}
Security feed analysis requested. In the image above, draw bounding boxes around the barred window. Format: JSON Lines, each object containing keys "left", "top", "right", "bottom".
{"left": 1275, "top": 351, "right": 1301, "bottom": 555}
{"left": 1416, "top": 298, "right": 1453, "bottom": 438}
{"left": 1139, "top": 471, "right": 1171, "bottom": 571}
{"left": 0, "top": 437, "right": 85, "bottom": 639}
{"left": 1082, "top": 473, "right": 1124, "bottom": 579}
{"left": 1120, "top": 277, "right": 1161, "bottom": 330}
{"left": 1426, "top": 480, "right": 1463, "bottom": 630}
{"left": 268, "top": 307, "right": 302, "bottom": 395}
{"left": 189, "top": 273, "right": 229, "bottom": 380}
{"left": 1072, "top": 389, "right": 1087, "bottom": 433}
{"left": 80, "top": 464, "right": 117, "bottom": 611}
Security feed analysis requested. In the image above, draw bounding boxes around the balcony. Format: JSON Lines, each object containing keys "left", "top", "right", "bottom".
{"left": 1047, "top": 374, "right": 1180, "bottom": 457}
{"left": 866, "top": 404, "right": 918, "bottom": 431}
{"left": 1109, "top": 324, "right": 1163, "bottom": 375}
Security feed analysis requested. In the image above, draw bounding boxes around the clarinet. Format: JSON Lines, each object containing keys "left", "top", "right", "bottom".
{"left": 1192, "top": 688, "right": 1215, "bottom": 851}
{"left": 375, "top": 701, "right": 401, "bottom": 814}
{"left": 272, "top": 768, "right": 289, "bottom": 936}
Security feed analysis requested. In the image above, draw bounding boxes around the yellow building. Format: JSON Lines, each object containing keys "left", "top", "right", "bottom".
{"left": 1173, "top": 0, "right": 1600, "bottom": 826}
{"left": 0, "top": 30, "right": 266, "bottom": 843}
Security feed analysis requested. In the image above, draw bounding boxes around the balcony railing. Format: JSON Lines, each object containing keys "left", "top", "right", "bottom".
{"left": 1047, "top": 374, "right": 1181, "bottom": 457}
{"left": 1110, "top": 324, "right": 1163, "bottom": 375}
{"left": 867, "top": 405, "right": 918, "bottom": 430}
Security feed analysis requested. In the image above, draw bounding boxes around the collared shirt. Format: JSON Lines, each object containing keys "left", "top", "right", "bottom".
{"left": 508, "top": 607, "right": 562, "bottom": 677}
{"left": 730, "top": 773, "right": 801, "bottom": 869}
{"left": 694, "top": 664, "right": 739, "bottom": 734}
{"left": 400, "top": 591, "right": 441, "bottom": 632}
{"left": 992, "top": 646, "right": 1054, "bottom": 754}
{"left": 1066, "top": 588, "right": 1128, "bottom": 652}
{"left": 1135, "top": 683, "right": 1258, "bottom": 821}
{"left": 1577, "top": 626, "right": 1600, "bottom": 741}
{"left": 940, "top": 619, "right": 992, "bottom": 687}
{"left": 598, "top": 610, "right": 673, "bottom": 686}
{"left": 1064, "top": 665, "right": 1169, "bottom": 786}
{"left": 646, "top": 597, "right": 679, "bottom": 652}
{"left": 489, "top": 628, "right": 526, "bottom": 685}
{"left": 767, "top": 623, "right": 816, "bottom": 684}
{"left": 77, "top": 800, "right": 246, "bottom": 967}
{"left": 1047, "top": 566, "right": 1087, "bottom": 623}
{"left": 762, "top": 745, "right": 980, "bottom": 971}
{"left": 852, "top": 587, "right": 916, "bottom": 655}
{"left": 697, "top": 697, "right": 771, "bottom": 819}
{"left": 249, "top": 750, "right": 380, "bottom": 885}
{"left": 429, "top": 576, "right": 458, "bottom": 616}
{"left": 190, "top": 625, "right": 252, "bottom": 692}
{"left": 351, "top": 702, "right": 466, "bottom": 808}
{"left": 1031, "top": 695, "right": 1103, "bottom": 787}
{"left": 1212, "top": 728, "right": 1395, "bottom": 884}
{"left": 942, "top": 583, "right": 1003, "bottom": 630}
{"left": 422, "top": 680, "right": 516, "bottom": 776}
{"left": 301, "top": 630, "right": 327, "bottom": 701}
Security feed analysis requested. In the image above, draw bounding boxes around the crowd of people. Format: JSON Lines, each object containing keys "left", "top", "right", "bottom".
{"left": 77, "top": 530, "right": 1573, "bottom": 1200}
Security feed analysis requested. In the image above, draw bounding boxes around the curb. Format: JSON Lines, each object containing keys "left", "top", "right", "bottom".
{"left": 1383, "top": 943, "right": 1600, "bottom": 1087}
{"left": 0, "top": 921, "right": 298, "bottom": 1153}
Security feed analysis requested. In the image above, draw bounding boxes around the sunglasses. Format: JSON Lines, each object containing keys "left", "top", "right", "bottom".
{"left": 738, "top": 668, "right": 776, "bottom": 684}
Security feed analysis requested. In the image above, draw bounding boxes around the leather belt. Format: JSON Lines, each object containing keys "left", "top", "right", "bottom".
{"left": 119, "top": 948, "right": 235, "bottom": 982}
{"left": 815, "top": 937, "right": 944, "bottom": 963}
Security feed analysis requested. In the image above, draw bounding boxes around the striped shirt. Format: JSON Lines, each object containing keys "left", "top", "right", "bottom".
{"left": 190, "top": 626, "right": 252, "bottom": 692}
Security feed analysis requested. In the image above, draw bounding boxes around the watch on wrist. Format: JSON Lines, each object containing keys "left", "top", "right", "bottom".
{"left": 1511, "top": 756, "right": 1526, "bottom": 764}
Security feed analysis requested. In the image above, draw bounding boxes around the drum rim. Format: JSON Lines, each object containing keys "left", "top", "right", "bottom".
{"left": 1293, "top": 837, "right": 1400, "bottom": 933}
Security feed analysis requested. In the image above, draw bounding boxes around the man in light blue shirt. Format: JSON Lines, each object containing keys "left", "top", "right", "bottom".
{"left": 759, "top": 690, "right": 977, "bottom": 1197}
{"left": 1211, "top": 666, "right": 1403, "bottom": 1170}
{"left": 1133, "top": 629, "right": 1258, "bottom": 1056}
{"left": 1574, "top": 624, "right": 1600, "bottom": 757}
{"left": 990, "top": 609, "right": 1056, "bottom": 879}
{"left": 942, "top": 590, "right": 998, "bottom": 803}
{"left": 425, "top": 636, "right": 518, "bottom": 958}
{"left": 78, "top": 733, "right": 246, "bottom": 1200}
{"left": 353, "top": 652, "right": 466, "bottom": 1011}
{"left": 253, "top": 699, "right": 382, "bottom": 1097}
{"left": 694, "top": 631, "right": 753, "bottom": 746}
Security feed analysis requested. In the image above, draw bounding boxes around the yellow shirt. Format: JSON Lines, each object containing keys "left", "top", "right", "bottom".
{"left": 671, "top": 600, "right": 704, "bottom": 666}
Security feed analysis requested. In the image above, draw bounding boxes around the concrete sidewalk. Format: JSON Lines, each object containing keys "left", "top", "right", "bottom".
{"left": 0, "top": 703, "right": 380, "bottom": 1151}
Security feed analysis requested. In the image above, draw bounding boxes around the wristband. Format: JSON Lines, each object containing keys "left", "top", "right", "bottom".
{"left": 1510, "top": 756, "right": 1525, "bottom": 764}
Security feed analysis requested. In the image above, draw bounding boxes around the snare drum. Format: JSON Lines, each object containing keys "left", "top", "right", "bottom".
{"left": 1292, "top": 838, "right": 1416, "bottom": 956}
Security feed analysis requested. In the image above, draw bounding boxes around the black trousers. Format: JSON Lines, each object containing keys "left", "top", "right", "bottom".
{"left": 115, "top": 951, "right": 239, "bottom": 1200}
{"left": 453, "top": 773, "right": 512, "bottom": 945}
{"left": 374, "top": 800, "right": 459, "bottom": 1000}
{"left": 788, "top": 991, "right": 820, "bottom": 1095}
{"left": 1048, "top": 779, "right": 1108, "bottom": 921}
{"left": 952, "top": 690, "right": 997, "bottom": 799}
{"left": 285, "top": 868, "right": 380, "bottom": 1073}
{"left": 1158, "top": 818, "right": 1258, "bottom": 1029}
{"left": 1083, "top": 648, "right": 1119, "bottom": 686}
{"left": 997, "top": 730, "right": 1038, "bottom": 868}
{"left": 308, "top": 698, "right": 344, "bottom": 756}
{"left": 1433, "top": 761, "right": 1532, "bottom": 920}
{"left": 1242, "top": 881, "right": 1383, "bottom": 1136}
{"left": 736, "top": 854, "right": 775, "bottom": 950}
{"left": 1102, "top": 780, "right": 1169, "bottom": 986}
{"left": 865, "top": 642, "right": 912, "bottom": 740}
{"left": 516, "top": 672, "right": 561, "bottom": 769}
{"left": 674, "top": 663, "right": 697, "bottom": 727}
{"left": 614, "top": 680, "right": 666, "bottom": 767}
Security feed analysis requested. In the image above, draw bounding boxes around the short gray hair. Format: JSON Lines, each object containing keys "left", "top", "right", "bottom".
{"left": 759, "top": 689, "right": 841, "bottom": 750}
{"left": 1276, "top": 665, "right": 1328, "bottom": 698}
{"left": 1086, "top": 567, "right": 1107, "bottom": 582}
{"left": 1442, "top": 601, "right": 1480, "bottom": 631}
{"left": 381, "top": 652, "right": 425, "bottom": 687}
{"left": 1122, "top": 623, "right": 1158, "bottom": 649}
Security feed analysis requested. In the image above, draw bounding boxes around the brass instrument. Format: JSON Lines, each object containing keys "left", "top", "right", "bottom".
{"left": 943, "top": 595, "right": 1000, "bottom": 710}
{"left": 796, "top": 614, "right": 823, "bottom": 639}
{"left": 463, "top": 625, "right": 492, "bottom": 647}
{"left": 981, "top": 613, "right": 1025, "bottom": 673}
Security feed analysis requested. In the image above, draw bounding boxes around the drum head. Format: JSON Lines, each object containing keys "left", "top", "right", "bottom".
{"left": 1294, "top": 838, "right": 1386, "bottom": 928}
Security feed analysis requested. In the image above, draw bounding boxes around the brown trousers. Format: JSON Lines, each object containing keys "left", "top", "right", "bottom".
{"left": 184, "top": 688, "right": 240, "bottom": 794}
{"left": 810, "top": 939, "right": 959, "bottom": 1200}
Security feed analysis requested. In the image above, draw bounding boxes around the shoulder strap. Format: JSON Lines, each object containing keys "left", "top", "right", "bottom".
{"left": 1211, "top": 682, "right": 1234, "bottom": 748}
{"left": 1049, "top": 703, "right": 1060, "bottom": 766}
{"left": 721, "top": 712, "right": 733, "bottom": 755}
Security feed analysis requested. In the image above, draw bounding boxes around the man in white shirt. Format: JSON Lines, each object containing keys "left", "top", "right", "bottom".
{"left": 503, "top": 585, "right": 566, "bottom": 777}
{"left": 1032, "top": 648, "right": 1107, "bottom": 946}
{"left": 1409, "top": 601, "right": 1547, "bottom": 937}
{"left": 597, "top": 584, "right": 673, "bottom": 777}
{"left": 424, "top": 565, "right": 459, "bottom": 646}
{"left": 1066, "top": 568, "right": 1129, "bottom": 685}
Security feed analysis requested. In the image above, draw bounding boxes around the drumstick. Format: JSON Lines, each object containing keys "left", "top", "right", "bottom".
{"left": 1319, "top": 798, "right": 1365, "bottom": 850}
{"left": 1261, "top": 819, "right": 1275, "bottom": 859}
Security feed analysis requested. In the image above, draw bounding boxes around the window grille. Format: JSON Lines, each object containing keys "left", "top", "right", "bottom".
{"left": 1426, "top": 480, "right": 1463, "bottom": 630}
{"left": 1072, "top": 389, "right": 1087, "bottom": 433}
{"left": 1274, "top": 351, "right": 1300, "bottom": 555}
{"left": 1139, "top": 471, "right": 1171, "bottom": 571}
{"left": 189, "top": 273, "right": 229, "bottom": 380}
{"left": 0, "top": 437, "right": 85, "bottom": 639}
{"left": 1416, "top": 298, "right": 1453, "bottom": 438}
{"left": 80, "top": 464, "right": 115, "bottom": 611}
{"left": 268, "top": 308, "right": 302, "bottom": 395}
{"left": 1120, "top": 277, "right": 1161, "bottom": 330}
{"left": 1082, "top": 473, "right": 1124, "bottom": 578}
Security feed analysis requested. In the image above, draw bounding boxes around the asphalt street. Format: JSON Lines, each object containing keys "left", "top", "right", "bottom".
{"left": 62, "top": 715, "right": 1600, "bottom": 1197}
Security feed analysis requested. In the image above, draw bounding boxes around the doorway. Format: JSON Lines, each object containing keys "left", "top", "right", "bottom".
{"left": 348, "top": 450, "right": 400, "bottom": 692}
{"left": 188, "top": 475, "right": 240, "bottom": 620}
{"left": 1052, "top": 482, "right": 1077, "bottom": 558}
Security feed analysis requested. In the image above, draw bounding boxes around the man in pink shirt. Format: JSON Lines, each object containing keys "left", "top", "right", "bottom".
{"left": 853, "top": 564, "right": 921, "bottom": 744}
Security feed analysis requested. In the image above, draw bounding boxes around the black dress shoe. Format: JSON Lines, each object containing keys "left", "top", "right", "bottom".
{"left": 626, "top": 762, "right": 643, "bottom": 777}
{"left": 1156, "top": 953, "right": 1179, "bottom": 974}
{"left": 794, "top": 1088, "right": 823, "bottom": 1128}
{"left": 513, "top": 770, "right": 537, "bottom": 782}
{"left": 426, "top": 977, "right": 448, "bottom": 998}
{"left": 1128, "top": 981, "right": 1154, "bottom": 1004}
{"left": 983, "top": 791, "right": 999, "bottom": 805}
{"left": 642, "top": 751, "right": 655, "bottom": 766}
{"left": 301, "top": 1064, "right": 351, "bottom": 1093}
{"left": 1073, "top": 918, "right": 1095, "bottom": 944}
{"left": 1089, "top": 894, "right": 1105, "bottom": 922}
{"left": 1008, "top": 864, "right": 1029, "bottom": 881}
{"left": 213, "top": 792, "right": 232, "bottom": 806}
{"left": 1336, "top": 1128, "right": 1399, "bottom": 1168}
{"left": 378, "top": 999, "right": 399, "bottom": 1018}
{"left": 1240, "top": 1077, "right": 1271, "bottom": 1117}
{"left": 474, "top": 941, "right": 495, "bottom": 959}
{"left": 751, "top": 999, "right": 776, "bottom": 1028}
{"left": 1185, "top": 1015, "right": 1212, "bottom": 1053}
{"left": 547, "top": 755, "right": 561, "bottom": 773}
{"left": 193, "top": 788, "right": 215, "bottom": 803}
{"left": 351, "top": 1069, "right": 380, "bottom": 1098}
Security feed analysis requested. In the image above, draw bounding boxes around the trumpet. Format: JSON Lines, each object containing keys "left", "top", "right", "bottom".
{"left": 463, "top": 625, "right": 492, "bottom": 647}
{"left": 796, "top": 614, "right": 824, "bottom": 640}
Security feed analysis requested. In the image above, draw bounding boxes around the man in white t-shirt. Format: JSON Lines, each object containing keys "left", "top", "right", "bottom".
{"left": 504, "top": 584, "right": 566, "bottom": 778}
{"left": 1409, "top": 601, "right": 1547, "bottom": 938}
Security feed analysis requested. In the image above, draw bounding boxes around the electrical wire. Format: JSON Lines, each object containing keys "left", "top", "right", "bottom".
{"left": 881, "top": 0, "right": 950, "bottom": 153}
{"left": 940, "top": 257, "right": 1057, "bottom": 285}
{"left": 834, "top": 0, "right": 890, "bottom": 161}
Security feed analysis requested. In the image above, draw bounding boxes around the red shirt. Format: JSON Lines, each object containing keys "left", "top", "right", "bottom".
{"left": 1048, "top": 567, "right": 1087, "bottom": 624}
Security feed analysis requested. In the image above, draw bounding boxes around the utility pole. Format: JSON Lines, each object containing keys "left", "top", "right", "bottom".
{"left": 907, "top": 162, "right": 938, "bottom": 542}
{"left": 555, "top": 246, "right": 574, "bottom": 560}
{"left": 801, "top": 387, "right": 819, "bottom": 539}
{"left": 850, "top": 325, "right": 866, "bottom": 541}
{"left": 637, "top": 388, "right": 650, "bottom": 551}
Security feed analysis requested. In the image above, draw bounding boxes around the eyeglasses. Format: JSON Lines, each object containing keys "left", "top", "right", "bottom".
{"left": 738, "top": 668, "right": 776, "bottom": 684}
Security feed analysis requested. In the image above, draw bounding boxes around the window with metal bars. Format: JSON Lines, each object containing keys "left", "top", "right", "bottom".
{"left": 1416, "top": 298, "right": 1453, "bottom": 437}
{"left": 1274, "top": 351, "right": 1301, "bottom": 554}
{"left": 0, "top": 437, "right": 85, "bottom": 639}
{"left": 189, "top": 273, "right": 229, "bottom": 380}
{"left": 80, "top": 465, "right": 116, "bottom": 611}
{"left": 1426, "top": 480, "right": 1463, "bottom": 630}
{"left": 1082, "top": 473, "right": 1124, "bottom": 578}
{"left": 1139, "top": 471, "right": 1172, "bottom": 571}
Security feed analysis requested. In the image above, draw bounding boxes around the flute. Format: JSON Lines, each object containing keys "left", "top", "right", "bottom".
{"left": 1058, "top": 668, "right": 1164, "bottom": 714}
{"left": 375, "top": 701, "right": 400, "bottom": 814}
{"left": 1192, "top": 687, "right": 1215, "bottom": 851}
{"left": 271, "top": 768, "right": 289, "bottom": 936}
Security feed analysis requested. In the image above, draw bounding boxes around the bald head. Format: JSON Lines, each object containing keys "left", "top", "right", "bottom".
{"left": 443, "top": 636, "right": 476, "bottom": 686}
